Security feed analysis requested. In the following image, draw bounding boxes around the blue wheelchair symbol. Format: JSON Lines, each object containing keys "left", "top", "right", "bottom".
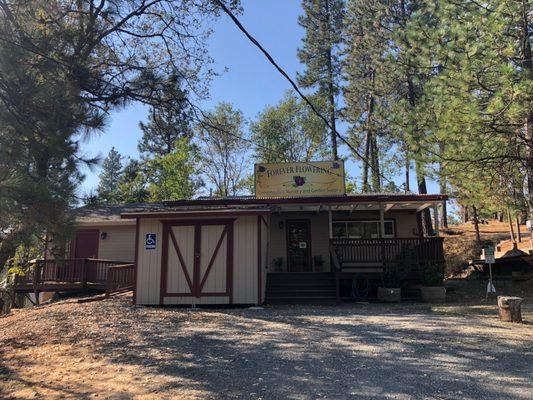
{"left": 145, "top": 233, "right": 156, "bottom": 250}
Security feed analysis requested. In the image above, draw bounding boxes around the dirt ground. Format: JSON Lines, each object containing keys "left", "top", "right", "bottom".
{"left": 1, "top": 290, "right": 532, "bottom": 400}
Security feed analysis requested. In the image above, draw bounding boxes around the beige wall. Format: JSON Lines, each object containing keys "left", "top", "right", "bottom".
{"left": 136, "top": 215, "right": 261, "bottom": 306}
{"left": 98, "top": 225, "right": 136, "bottom": 262}
{"left": 268, "top": 212, "right": 331, "bottom": 272}
{"left": 260, "top": 216, "right": 269, "bottom": 304}
{"left": 268, "top": 210, "right": 420, "bottom": 272}
{"left": 68, "top": 225, "right": 136, "bottom": 262}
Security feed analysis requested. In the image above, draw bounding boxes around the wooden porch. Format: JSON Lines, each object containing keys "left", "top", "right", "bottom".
{"left": 330, "top": 237, "right": 445, "bottom": 274}
{"left": 266, "top": 237, "right": 445, "bottom": 303}
{"left": 12, "top": 258, "right": 135, "bottom": 304}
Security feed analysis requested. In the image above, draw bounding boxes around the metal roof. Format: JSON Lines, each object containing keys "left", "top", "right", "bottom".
{"left": 74, "top": 193, "right": 447, "bottom": 223}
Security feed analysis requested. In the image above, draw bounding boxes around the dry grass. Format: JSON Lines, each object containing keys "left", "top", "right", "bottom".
{"left": 1, "top": 294, "right": 532, "bottom": 400}
{"left": 442, "top": 220, "right": 532, "bottom": 276}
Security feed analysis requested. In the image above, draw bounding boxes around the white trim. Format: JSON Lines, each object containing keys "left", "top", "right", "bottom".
{"left": 332, "top": 220, "right": 395, "bottom": 239}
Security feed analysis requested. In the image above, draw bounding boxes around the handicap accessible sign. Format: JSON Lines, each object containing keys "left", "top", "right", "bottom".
{"left": 145, "top": 233, "right": 156, "bottom": 250}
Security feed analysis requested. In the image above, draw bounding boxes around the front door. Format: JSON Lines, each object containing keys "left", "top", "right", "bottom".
{"left": 286, "top": 220, "right": 312, "bottom": 272}
{"left": 73, "top": 230, "right": 99, "bottom": 259}
{"left": 73, "top": 229, "right": 99, "bottom": 281}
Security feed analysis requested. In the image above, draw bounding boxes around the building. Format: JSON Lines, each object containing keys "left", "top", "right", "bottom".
{"left": 17, "top": 162, "right": 447, "bottom": 305}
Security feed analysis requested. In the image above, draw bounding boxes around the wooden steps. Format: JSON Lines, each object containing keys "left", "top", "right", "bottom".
{"left": 265, "top": 272, "right": 337, "bottom": 304}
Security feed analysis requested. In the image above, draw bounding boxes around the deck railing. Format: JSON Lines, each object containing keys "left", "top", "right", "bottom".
{"left": 106, "top": 264, "right": 135, "bottom": 296}
{"left": 14, "top": 258, "right": 131, "bottom": 288}
{"left": 330, "top": 237, "right": 445, "bottom": 273}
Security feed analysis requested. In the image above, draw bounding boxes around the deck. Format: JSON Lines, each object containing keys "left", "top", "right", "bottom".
{"left": 13, "top": 259, "right": 135, "bottom": 304}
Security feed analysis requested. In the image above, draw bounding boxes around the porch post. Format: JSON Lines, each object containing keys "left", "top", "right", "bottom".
{"left": 434, "top": 203, "right": 440, "bottom": 236}
{"left": 379, "top": 203, "right": 385, "bottom": 238}
{"left": 328, "top": 206, "right": 333, "bottom": 239}
{"left": 379, "top": 203, "right": 386, "bottom": 265}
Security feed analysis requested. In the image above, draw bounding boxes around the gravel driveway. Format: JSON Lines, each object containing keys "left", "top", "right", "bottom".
{"left": 1, "top": 298, "right": 532, "bottom": 400}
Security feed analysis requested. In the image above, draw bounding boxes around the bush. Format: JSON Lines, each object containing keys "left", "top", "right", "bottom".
{"left": 421, "top": 263, "right": 444, "bottom": 286}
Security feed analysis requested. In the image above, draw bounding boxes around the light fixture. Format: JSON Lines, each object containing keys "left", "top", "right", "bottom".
{"left": 100, "top": 232, "right": 108, "bottom": 240}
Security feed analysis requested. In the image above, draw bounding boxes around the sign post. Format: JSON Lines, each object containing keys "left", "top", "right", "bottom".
{"left": 484, "top": 245, "right": 496, "bottom": 299}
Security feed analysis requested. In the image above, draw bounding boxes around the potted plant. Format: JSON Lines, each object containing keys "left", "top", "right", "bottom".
{"left": 377, "top": 264, "right": 402, "bottom": 302}
{"left": 272, "top": 257, "right": 284, "bottom": 272}
{"left": 313, "top": 255, "right": 324, "bottom": 272}
{"left": 420, "top": 263, "right": 446, "bottom": 303}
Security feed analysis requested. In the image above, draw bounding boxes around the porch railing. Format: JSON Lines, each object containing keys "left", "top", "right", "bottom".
{"left": 14, "top": 258, "right": 131, "bottom": 288}
{"left": 106, "top": 264, "right": 135, "bottom": 296}
{"left": 330, "top": 237, "right": 445, "bottom": 272}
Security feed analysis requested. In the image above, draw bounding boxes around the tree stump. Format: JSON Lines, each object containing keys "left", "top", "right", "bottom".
{"left": 497, "top": 296, "right": 523, "bottom": 323}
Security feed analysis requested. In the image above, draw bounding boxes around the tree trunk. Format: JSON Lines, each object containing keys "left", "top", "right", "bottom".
{"left": 404, "top": 150, "right": 410, "bottom": 192}
{"left": 439, "top": 178, "right": 448, "bottom": 228}
{"left": 362, "top": 130, "right": 371, "bottom": 192}
{"left": 497, "top": 296, "right": 523, "bottom": 323}
{"left": 324, "top": 0, "right": 338, "bottom": 161}
{"left": 472, "top": 205, "right": 481, "bottom": 245}
{"left": 516, "top": 215, "right": 522, "bottom": 243}
{"left": 370, "top": 133, "right": 381, "bottom": 192}
{"left": 416, "top": 161, "right": 433, "bottom": 235}
{"left": 463, "top": 205, "right": 469, "bottom": 224}
{"left": 507, "top": 207, "right": 515, "bottom": 243}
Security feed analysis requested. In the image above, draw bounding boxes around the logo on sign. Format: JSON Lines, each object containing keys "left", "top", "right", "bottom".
{"left": 145, "top": 233, "right": 156, "bottom": 250}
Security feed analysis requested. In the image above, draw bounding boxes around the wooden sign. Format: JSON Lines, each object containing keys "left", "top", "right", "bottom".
{"left": 254, "top": 161, "right": 345, "bottom": 198}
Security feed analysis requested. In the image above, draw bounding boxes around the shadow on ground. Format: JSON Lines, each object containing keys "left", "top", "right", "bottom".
{"left": 1, "top": 300, "right": 532, "bottom": 399}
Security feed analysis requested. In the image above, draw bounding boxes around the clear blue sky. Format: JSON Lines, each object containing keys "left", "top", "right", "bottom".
{"left": 79, "top": 0, "right": 440, "bottom": 197}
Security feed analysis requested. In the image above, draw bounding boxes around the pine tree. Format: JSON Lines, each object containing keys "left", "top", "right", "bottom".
{"left": 97, "top": 148, "right": 123, "bottom": 205}
{"left": 297, "top": 0, "right": 345, "bottom": 160}
{"left": 410, "top": 0, "right": 532, "bottom": 241}
{"left": 138, "top": 81, "right": 192, "bottom": 158}
{"left": 117, "top": 159, "right": 150, "bottom": 203}
{"left": 343, "top": 0, "right": 391, "bottom": 192}
{"left": 146, "top": 137, "right": 202, "bottom": 201}
{"left": 0, "top": 0, "right": 239, "bottom": 269}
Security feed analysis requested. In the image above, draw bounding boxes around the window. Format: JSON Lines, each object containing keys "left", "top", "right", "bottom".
{"left": 332, "top": 220, "right": 395, "bottom": 239}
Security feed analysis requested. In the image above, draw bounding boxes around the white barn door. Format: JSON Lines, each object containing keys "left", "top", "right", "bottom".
{"left": 160, "top": 220, "right": 234, "bottom": 304}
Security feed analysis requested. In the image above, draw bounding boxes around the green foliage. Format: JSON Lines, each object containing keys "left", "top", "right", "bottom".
{"left": 117, "top": 159, "right": 150, "bottom": 203}
{"left": 272, "top": 257, "right": 284, "bottom": 271}
{"left": 421, "top": 264, "right": 444, "bottom": 287}
{"left": 97, "top": 148, "right": 123, "bottom": 205}
{"left": 0, "top": 0, "right": 239, "bottom": 270}
{"left": 298, "top": 0, "right": 346, "bottom": 159}
{"left": 146, "top": 137, "right": 202, "bottom": 201}
{"left": 250, "top": 91, "right": 328, "bottom": 162}
{"left": 298, "top": 0, "right": 344, "bottom": 95}
{"left": 382, "top": 264, "right": 402, "bottom": 288}
{"left": 6, "top": 240, "right": 44, "bottom": 277}
{"left": 197, "top": 102, "right": 249, "bottom": 197}
{"left": 408, "top": 0, "right": 532, "bottom": 225}
{"left": 138, "top": 81, "right": 192, "bottom": 158}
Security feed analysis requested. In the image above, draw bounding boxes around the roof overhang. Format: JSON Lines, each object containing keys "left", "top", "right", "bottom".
{"left": 121, "top": 208, "right": 272, "bottom": 219}
{"left": 75, "top": 219, "right": 137, "bottom": 227}
{"left": 163, "top": 194, "right": 447, "bottom": 208}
